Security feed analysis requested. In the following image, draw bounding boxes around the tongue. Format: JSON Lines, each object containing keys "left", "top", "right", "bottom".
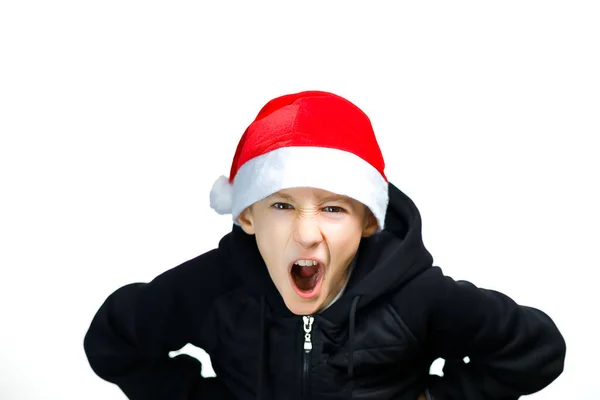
{"left": 296, "top": 264, "right": 318, "bottom": 277}
{"left": 292, "top": 264, "right": 320, "bottom": 291}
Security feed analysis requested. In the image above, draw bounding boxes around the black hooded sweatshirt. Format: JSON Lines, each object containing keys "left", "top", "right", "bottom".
{"left": 83, "top": 183, "right": 566, "bottom": 399}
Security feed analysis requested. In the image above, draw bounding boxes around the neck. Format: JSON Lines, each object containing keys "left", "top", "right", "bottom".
{"left": 318, "top": 253, "right": 358, "bottom": 313}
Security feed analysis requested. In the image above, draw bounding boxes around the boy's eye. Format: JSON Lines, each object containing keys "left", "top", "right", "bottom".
{"left": 271, "top": 203, "right": 345, "bottom": 213}
{"left": 272, "top": 202, "right": 293, "bottom": 210}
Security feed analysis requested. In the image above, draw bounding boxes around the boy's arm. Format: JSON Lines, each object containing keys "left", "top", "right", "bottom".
{"left": 83, "top": 250, "right": 234, "bottom": 400}
{"left": 415, "top": 267, "right": 566, "bottom": 399}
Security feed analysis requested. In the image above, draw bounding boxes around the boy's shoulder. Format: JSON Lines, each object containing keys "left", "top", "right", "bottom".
{"left": 147, "top": 241, "right": 242, "bottom": 306}
{"left": 384, "top": 266, "right": 447, "bottom": 320}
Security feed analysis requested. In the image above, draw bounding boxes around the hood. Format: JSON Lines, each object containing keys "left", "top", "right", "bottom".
{"left": 222, "top": 182, "right": 434, "bottom": 319}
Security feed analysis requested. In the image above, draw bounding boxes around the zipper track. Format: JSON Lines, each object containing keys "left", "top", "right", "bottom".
{"left": 301, "top": 316, "right": 314, "bottom": 399}
{"left": 302, "top": 350, "right": 309, "bottom": 398}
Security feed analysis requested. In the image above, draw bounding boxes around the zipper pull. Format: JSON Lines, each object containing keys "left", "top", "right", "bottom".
{"left": 303, "top": 315, "right": 314, "bottom": 353}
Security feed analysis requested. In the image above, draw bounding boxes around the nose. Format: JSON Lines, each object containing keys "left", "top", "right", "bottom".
{"left": 293, "top": 216, "right": 323, "bottom": 249}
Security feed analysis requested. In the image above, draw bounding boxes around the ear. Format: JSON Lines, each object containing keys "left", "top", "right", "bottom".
{"left": 237, "top": 206, "right": 256, "bottom": 235}
{"left": 362, "top": 208, "right": 378, "bottom": 237}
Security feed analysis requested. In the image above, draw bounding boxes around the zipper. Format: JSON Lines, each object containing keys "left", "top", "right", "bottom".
{"left": 301, "top": 315, "right": 314, "bottom": 399}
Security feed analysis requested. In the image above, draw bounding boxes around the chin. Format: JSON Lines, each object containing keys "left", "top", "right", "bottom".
{"left": 284, "top": 298, "right": 323, "bottom": 316}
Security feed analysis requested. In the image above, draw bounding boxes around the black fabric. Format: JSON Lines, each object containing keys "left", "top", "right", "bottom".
{"left": 347, "top": 295, "right": 361, "bottom": 400}
{"left": 257, "top": 295, "right": 267, "bottom": 400}
{"left": 83, "top": 183, "right": 566, "bottom": 399}
{"left": 347, "top": 296, "right": 360, "bottom": 380}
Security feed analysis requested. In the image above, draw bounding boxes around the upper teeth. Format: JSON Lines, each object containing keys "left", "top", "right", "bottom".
{"left": 295, "top": 260, "right": 318, "bottom": 266}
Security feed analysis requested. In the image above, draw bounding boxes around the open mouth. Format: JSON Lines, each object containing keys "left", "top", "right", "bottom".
{"left": 290, "top": 260, "right": 324, "bottom": 299}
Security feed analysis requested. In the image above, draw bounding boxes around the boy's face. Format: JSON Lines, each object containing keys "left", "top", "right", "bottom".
{"left": 238, "top": 187, "right": 378, "bottom": 315}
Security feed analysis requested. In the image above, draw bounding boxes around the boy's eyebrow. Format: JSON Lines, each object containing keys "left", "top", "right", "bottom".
{"left": 266, "top": 192, "right": 350, "bottom": 203}
{"left": 266, "top": 192, "right": 294, "bottom": 201}
{"left": 318, "top": 194, "right": 351, "bottom": 203}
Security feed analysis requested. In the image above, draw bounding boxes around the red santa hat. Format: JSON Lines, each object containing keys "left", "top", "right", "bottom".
{"left": 209, "top": 90, "right": 389, "bottom": 230}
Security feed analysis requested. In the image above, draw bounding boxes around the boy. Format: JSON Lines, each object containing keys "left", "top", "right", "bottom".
{"left": 84, "top": 91, "right": 566, "bottom": 399}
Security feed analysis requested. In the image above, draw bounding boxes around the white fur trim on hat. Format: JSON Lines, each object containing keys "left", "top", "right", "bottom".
{"left": 209, "top": 175, "right": 234, "bottom": 214}
{"left": 226, "top": 146, "right": 389, "bottom": 230}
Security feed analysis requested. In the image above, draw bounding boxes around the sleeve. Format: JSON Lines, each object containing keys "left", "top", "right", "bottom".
{"left": 420, "top": 267, "right": 566, "bottom": 400}
{"left": 83, "top": 250, "right": 234, "bottom": 400}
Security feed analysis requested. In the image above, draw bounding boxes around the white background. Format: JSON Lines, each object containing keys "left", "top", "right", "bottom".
{"left": 1, "top": 1, "right": 598, "bottom": 399}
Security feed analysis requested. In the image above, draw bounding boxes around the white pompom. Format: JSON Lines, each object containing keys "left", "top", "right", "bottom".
{"left": 209, "top": 175, "right": 234, "bottom": 214}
